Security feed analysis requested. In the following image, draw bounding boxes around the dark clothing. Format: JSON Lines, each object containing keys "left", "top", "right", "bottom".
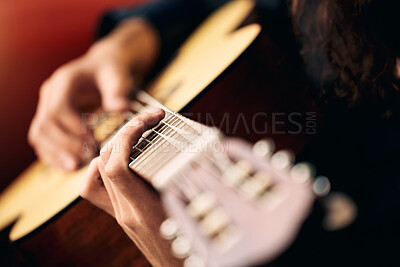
{"left": 98, "top": 1, "right": 400, "bottom": 266}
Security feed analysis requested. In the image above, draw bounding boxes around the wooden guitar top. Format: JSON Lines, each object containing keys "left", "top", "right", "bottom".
{"left": 0, "top": 0, "right": 260, "bottom": 242}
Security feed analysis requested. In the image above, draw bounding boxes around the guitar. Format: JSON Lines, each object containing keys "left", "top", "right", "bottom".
{"left": 0, "top": 0, "right": 319, "bottom": 265}
{"left": 113, "top": 96, "right": 329, "bottom": 267}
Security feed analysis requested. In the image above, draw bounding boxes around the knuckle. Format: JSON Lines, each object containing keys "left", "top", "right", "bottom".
{"left": 39, "top": 82, "right": 50, "bottom": 97}
{"left": 104, "top": 162, "right": 125, "bottom": 180}
{"left": 27, "top": 126, "right": 37, "bottom": 145}
{"left": 54, "top": 65, "right": 73, "bottom": 78}
{"left": 129, "top": 118, "right": 145, "bottom": 131}
{"left": 37, "top": 120, "right": 47, "bottom": 132}
{"left": 46, "top": 107, "right": 59, "bottom": 119}
{"left": 99, "top": 144, "right": 112, "bottom": 162}
{"left": 28, "top": 120, "right": 46, "bottom": 145}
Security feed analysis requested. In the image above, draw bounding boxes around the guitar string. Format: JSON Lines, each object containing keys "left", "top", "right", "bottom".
{"left": 130, "top": 113, "right": 179, "bottom": 160}
{"left": 133, "top": 116, "right": 185, "bottom": 176}
{"left": 130, "top": 110, "right": 184, "bottom": 160}
{"left": 130, "top": 112, "right": 186, "bottom": 170}
{"left": 132, "top": 121, "right": 197, "bottom": 176}
{"left": 129, "top": 102, "right": 237, "bottom": 206}
{"left": 106, "top": 95, "right": 231, "bottom": 197}
{"left": 130, "top": 110, "right": 202, "bottom": 172}
{"left": 133, "top": 117, "right": 203, "bottom": 176}
{"left": 140, "top": 116, "right": 204, "bottom": 177}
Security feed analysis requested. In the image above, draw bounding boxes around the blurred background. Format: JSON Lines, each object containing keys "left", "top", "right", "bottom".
{"left": 0, "top": 0, "right": 146, "bottom": 192}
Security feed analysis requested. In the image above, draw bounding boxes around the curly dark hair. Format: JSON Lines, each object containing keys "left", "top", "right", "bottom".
{"left": 291, "top": 0, "right": 400, "bottom": 116}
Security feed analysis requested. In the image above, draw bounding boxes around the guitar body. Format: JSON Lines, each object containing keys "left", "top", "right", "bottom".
{"left": 0, "top": 1, "right": 320, "bottom": 266}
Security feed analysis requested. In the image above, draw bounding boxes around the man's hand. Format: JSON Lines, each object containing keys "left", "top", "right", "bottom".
{"left": 80, "top": 110, "right": 182, "bottom": 267}
{"left": 28, "top": 18, "right": 160, "bottom": 170}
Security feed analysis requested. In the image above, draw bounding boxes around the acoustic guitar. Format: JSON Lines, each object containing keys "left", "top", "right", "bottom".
{"left": 118, "top": 94, "right": 328, "bottom": 266}
{"left": 0, "top": 0, "right": 319, "bottom": 265}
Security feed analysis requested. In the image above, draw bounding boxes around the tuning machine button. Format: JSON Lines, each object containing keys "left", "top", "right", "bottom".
{"left": 270, "top": 150, "right": 294, "bottom": 170}
{"left": 160, "top": 218, "right": 180, "bottom": 240}
{"left": 184, "top": 254, "right": 206, "bottom": 267}
{"left": 253, "top": 139, "right": 275, "bottom": 157}
{"left": 290, "top": 162, "right": 314, "bottom": 184}
{"left": 171, "top": 235, "right": 192, "bottom": 259}
{"left": 313, "top": 176, "right": 331, "bottom": 197}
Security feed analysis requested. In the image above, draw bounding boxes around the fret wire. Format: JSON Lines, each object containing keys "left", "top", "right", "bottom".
{"left": 142, "top": 115, "right": 199, "bottom": 177}
{"left": 131, "top": 116, "right": 187, "bottom": 173}
{"left": 130, "top": 114, "right": 182, "bottom": 170}
{"left": 130, "top": 113, "right": 177, "bottom": 159}
{"left": 130, "top": 92, "right": 232, "bottom": 200}
{"left": 138, "top": 126, "right": 224, "bottom": 180}
{"left": 140, "top": 116, "right": 209, "bottom": 175}
{"left": 136, "top": 112, "right": 198, "bottom": 164}
{"left": 128, "top": 92, "right": 206, "bottom": 173}
{"left": 130, "top": 106, "right": 180, "bottom": 159}
{"left": 130, "top": 113, "right": 176, "bottom": 158}
{"left": 130, "top": 109, "right": 211, "bottom": 179}
{"left": 131, "top": 114, "right": 197, "bottom": 174}
{"left": 143, "top": 120, "right": 202, "bottom": 176}
{"left": 133, "top": 113, "right": 181, "bottom": 160}
{"left": 133, "top": 127, "right": 180, "bottom": 173}
{"left": 131, "top": 124, "right": 165, "bottom": 159}
{"left": 134, "top": 124, "right": 201, "bottom": 177}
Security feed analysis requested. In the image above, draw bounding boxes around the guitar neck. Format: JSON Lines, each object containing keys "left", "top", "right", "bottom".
{"left": 90, "top": 90, "right": 222, "bottom": 191}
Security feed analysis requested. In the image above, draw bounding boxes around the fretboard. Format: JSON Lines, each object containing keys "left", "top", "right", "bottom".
{"left": 89, "top": 91, "right": 220, "bottom": 190}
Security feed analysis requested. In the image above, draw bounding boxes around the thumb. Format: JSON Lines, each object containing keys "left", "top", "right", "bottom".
{"left": 80, "top": 158, "right": 115, "bottom": 217}
{"left": 96, "top": 65, "right": 134, "bottom": 112}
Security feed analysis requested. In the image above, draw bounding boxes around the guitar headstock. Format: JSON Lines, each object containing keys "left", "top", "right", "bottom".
{"left": 158, "top": 137, "right": 318, "bottom": 267}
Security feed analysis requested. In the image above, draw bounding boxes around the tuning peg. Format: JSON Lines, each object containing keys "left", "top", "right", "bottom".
{"left": 270, "top": 150, "right": 294, "bottom": 170}
{"left": 222, "top": 160, "right": 252, "bottom": 186}
{"left": 187, "top": 192, "right": 217, "bottom": 219}
{"left": 290, "top": 162, "right": 314, "bottom": 184}
{"left": 171, "top": 234, "right": 192, "bottom": 259}
{"left": 252, "top": 139, "right": 275, "bottom": 157}
{"left": 160, "top": 218, "right": 180, "bottom": 240}
{"left": 240, "top": 172, "right": 273, "bottom": 199}
{"left": 184, "top": 254, "right": 206, "bottom": 267}
{"left": 313, "top": 176, "right": 331, "bottom": 197}
{"left": 236, "top": 160, "right": 253, "bottom": 174}
{"left": 259, "top": 187, "right": 286, "bottom": 210}
{"left": 199, "top": 207, "right": 230, "bottom": 238}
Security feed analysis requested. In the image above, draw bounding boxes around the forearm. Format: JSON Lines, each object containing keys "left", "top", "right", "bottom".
{"left": 89, "top": 18, "right": 161, "bottom": 78}
{"left": 127, "top": 223, "right": 182, "bottom": 267}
